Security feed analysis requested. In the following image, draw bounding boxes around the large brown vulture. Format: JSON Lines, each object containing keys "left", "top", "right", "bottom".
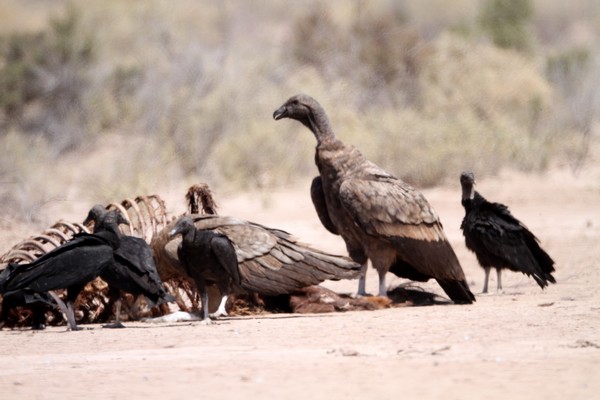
{"left": 151, "top": 214, "right": 362, "bottom": 320}
{"left": 273, "top": 94, "right": 474, "bottom": 304}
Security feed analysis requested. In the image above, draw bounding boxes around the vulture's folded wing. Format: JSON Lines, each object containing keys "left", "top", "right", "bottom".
{"left": 338, "top": 177, "right": 444, "bottom": 241}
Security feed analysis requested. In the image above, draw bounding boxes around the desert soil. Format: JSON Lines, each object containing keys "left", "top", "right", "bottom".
{"left": 1, "top": 167, "right": 599, "bottom": 400}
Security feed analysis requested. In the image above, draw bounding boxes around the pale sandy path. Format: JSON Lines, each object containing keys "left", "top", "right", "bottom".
{"left": 1, "top": 168, "right": 599, "bottom": 399}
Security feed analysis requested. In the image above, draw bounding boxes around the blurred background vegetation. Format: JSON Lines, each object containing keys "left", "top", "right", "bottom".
{"left": 0, "top": 0, "right": 599, "bottom": 221}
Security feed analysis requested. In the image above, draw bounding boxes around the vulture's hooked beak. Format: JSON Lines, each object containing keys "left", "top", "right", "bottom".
{"left": 82, "top": 214, "right": 93, "bottom": 226}
{"left": 460, "top": 171, "right": 476, "bottom": 200}
{"left": 273, "top": 105, "right": 287, "bottom": 120}
{"left": 460, "top": 171, "right": 475, "bottom": 186}
{"left": 168, "top": 226, "right": 181, "bottom": 238}
{"left": 118, "top": 214, "right": 131, "bottom": 227}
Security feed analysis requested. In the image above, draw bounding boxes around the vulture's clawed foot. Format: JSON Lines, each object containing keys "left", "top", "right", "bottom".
{"left": 209, "top": 310, "right": 228, "bottom": 319}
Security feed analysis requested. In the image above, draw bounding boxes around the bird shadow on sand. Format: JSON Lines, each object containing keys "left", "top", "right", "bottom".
{"left": 386, "top": 283, "right": 454, "bottom": 307}
{"left": 229, "top": 283, "right": 453, "bottom": 316}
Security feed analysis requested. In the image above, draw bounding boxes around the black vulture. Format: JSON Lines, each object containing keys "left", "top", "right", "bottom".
{"left": 169, "top": 216, "right": 240, "bottom": 322}
{"left": 273, "top": 94, "right": 475, "bottom": 303}
{"left": 152, "top": 214, "right": 362, "bottom": 321}
{"left": 460, "top": 171, "right": 556, "bottom": 293}
{"left": 84, "top": 205, "right": 175, "bottom": 328}
{"left": 0, "top": 209, "right": 123, "bottom": 330}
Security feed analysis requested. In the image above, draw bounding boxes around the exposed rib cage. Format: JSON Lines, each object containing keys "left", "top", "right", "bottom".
{"left": 0, "top": 194, "right": 198, "bottom": 328}
{"left": 106, "top": 195, "right": 172, "bottom": 242}
{"left": 0, "top": 221, "right": 89, "bottom": 265}
{"left": 0, "top": 195, "right": 171, "bottom": 266}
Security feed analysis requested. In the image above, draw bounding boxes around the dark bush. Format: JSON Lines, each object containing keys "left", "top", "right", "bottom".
{"left": 479, "top": 0, "right": 534, "bottom": 52}
{"left": 0, "top": 6, "right": 95, "bottom": 154}
{"left": 289, "top": 3, "right": 427, "bottom": 109}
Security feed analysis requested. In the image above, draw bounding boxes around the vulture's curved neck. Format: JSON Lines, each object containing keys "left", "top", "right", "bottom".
{"left": 304, "top": 109, "right": 335, "bottom": 144}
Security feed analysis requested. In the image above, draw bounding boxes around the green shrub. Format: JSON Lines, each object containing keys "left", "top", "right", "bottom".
{"left": 479, "top": 0, "right": 534, "bottom": 52}
{"left": 545, "top": 47, "right": 597, "bottom": 173}
{"left": 289, "top": 3, "right": 428, "bottom": 109}
{"left": 0, "top": 5, "right": 96, "bottom": 153}
{"left": 359, "top": 33, "right": 554, "bottom": 186}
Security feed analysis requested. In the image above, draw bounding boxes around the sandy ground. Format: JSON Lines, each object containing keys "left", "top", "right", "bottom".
{"left": 1, "top": 167, "right": 599, "bottom": 399}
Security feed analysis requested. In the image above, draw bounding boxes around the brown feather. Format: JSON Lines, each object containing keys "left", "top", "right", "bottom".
{"left": 152, "top": 214, "right": 362, "bottom": 297}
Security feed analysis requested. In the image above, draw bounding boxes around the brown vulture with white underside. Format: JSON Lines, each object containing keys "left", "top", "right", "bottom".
{"left": 273, "top": 94, "right": 475, "bottom": 304}
{"left": 151, "top": 214, "right": 362, "bottom": 318}
{"left": 460, "top": 171, "right": 556, "bottom": 293}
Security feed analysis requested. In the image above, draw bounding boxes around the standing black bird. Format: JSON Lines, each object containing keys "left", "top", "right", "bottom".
{"left": 273, "top": 94, "right": 475, "bottom": 303}
{"left": 0, "top": 209, "right": 123, "bottom": 330}
{"left": 0, "top": 208, "right": 120, "bottom": 330}
{"left": 169, "top": 216, "right": 240, "bottom": 322}
{"left": 84, "top": 205, "right": 175, "bottom": 328}
{"left": 460, "top": 171, "right": 556, "bottom": 293}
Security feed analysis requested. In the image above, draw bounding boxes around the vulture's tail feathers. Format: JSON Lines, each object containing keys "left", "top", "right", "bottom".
{"left": 436, "top": 279, "right": 476, "bottom": 304}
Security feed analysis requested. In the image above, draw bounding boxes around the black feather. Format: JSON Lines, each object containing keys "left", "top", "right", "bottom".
{"left": 86, "top": 205, "right": 175, "bottom": 327}
{"left": 460, "top": 172, "right": 556, "bottom": 292}
{"left": 0, "top": 219, "right": 121, "bottom": 330}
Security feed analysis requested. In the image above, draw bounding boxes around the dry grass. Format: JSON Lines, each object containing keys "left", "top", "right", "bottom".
{"left": 0, "top": 0, "right": 598, "bottom": 221}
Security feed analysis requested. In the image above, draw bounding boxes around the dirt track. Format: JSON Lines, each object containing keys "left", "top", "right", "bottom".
{"left": 1, "top": 168, "right": 599, "bottom": 399}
